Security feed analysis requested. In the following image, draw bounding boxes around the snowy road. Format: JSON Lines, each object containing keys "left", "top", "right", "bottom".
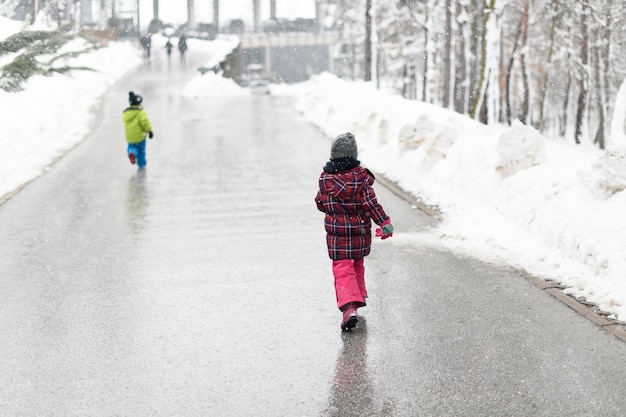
{"left": 1, "top": 48, "right": 626, "bottom": 416}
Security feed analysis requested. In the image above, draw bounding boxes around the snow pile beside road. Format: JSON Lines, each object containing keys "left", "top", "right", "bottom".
{"left": 590, "top": 148, "right": 626, "bottom": 196}
{"left": 495, "top": 120, "right": 546, "bottom": 177}
{"left": 173, "top": 35, "right": 248, "bottom": 98}
{"left": 193, "top": 35, "right": 240, "bottom": 69}
{"left": 283, "top": 72, "right": 626, "bottom": 322}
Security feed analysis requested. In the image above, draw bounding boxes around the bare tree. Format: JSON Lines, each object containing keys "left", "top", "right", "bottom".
{"left": 365, "top": 0, "right": 372, "bottom": 81}
{"left": 590, "top": 0, "right": 614, "bottom": 150}
{"left": 467, "top": 0, "right": 482, "bottom": 114}
{"left": 421, "top": 0, "right": 432, "bottom": 102}
{"left": 469, "top": 0, "right": 496, "bottom": 121}
{"left": 453, "top": 0, "right": 468, "bottom": 114}
{"left": 574, "top": 1, "right": 588, "bottom": 145}
{"left": 592, "top": 29, "right": 606, "bottom": 149}
{"left": 537, "top": 0, "right": 560, "bottom": 131}
{"left": 501, "top": 0, "right": 529, "bottom": 125}
{"left": 519, "top": 0, "right": 529, "bottom": 124}
{"left": 333, "top": 0, "right": 365, "bottom": 80}
{"left": 376, "top": 0, "right": 418, "bottom": 98}
{"left": 443, "top": 0, "right": 452, "bottom": 108}
{"left": 504, "top": 14, "right": 523, "bottom": 125}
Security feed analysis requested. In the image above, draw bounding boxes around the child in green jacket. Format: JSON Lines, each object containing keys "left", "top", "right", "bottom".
{"left": 123, "top": 91, "right": 153, "bottom": 168}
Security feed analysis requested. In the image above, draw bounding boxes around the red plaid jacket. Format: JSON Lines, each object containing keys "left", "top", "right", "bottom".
{"left": 315, "top": 166, "right": 389, "bottom": 260}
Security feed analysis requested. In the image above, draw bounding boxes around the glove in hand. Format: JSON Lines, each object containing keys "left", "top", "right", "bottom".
{"left": 148, "top": 131, "right": 154, "bottom": 139}
{"left": 375, "top": 219, "right": 393, "bottom": 239}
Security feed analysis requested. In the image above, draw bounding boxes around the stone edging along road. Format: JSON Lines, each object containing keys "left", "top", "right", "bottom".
{"left": 375, "top": 172, "right": 626, "bottom": 343}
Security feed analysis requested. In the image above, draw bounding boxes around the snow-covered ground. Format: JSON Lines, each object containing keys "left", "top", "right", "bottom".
{"left": 2, "top": 16, "right": 626, "bottom": 322}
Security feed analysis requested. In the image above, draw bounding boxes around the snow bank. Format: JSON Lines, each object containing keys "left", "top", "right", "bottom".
{"left": 590, "top": 148, "right": 626, "bottom": 196}
{"left": 496, "top": 120, "right": 546, "bottom": 177}
{"left": 162, "top": 35, "right": 248, "bottom": 98}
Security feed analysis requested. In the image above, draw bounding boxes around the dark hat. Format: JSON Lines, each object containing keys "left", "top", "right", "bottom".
{"left": 331, "top": 132, "right": 358, "bottom": 160}
{"left": 128, "top": 91, "right": 143, "bottom": 105}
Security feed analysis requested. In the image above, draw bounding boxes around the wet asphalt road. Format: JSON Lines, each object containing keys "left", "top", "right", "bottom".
{"left": 1, "top": 47, "right": 626, "bottom": 417}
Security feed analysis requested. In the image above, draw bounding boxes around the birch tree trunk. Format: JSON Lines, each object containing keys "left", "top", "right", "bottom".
{"left": 468, "top": 0, "right": 481, "bottom": 114}
{"left": 454, "top": 0, "right": 468, "bottom": 114}
{"left": 365, "top": 0, "right": 372, "bottom": 81}
{"left": 519, "top": 0, "right": 529, "bottom": 124}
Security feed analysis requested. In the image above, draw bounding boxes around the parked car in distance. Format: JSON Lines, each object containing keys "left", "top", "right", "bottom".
{"left": 249, "top": 80, "right": 271, "bottom": 95}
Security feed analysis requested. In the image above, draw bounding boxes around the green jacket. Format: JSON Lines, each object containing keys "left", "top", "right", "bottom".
{"left": 123, "top": 105, "right": 153, "bottom": 144}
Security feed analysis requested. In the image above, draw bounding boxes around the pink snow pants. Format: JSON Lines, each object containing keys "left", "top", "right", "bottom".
{"left": 333, "top": 258, "right": 367, "bottom": 311}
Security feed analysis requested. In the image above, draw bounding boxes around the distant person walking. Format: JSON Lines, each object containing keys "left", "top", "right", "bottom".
{"left": 123, "top": 91, "right": 154, "bottom": 170}
{"left": 165, "top": 38, "right": 173, "bottom": 60}
{"left": 178, "top": 34, "right": 188, "bottom": 63}
{"left": 140, "top": 33, "right": 151, "bottom": 58}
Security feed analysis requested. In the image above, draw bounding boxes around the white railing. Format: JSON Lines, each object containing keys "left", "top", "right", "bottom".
{"left": 240, "top": 32, "right": 336, "bottom": 48}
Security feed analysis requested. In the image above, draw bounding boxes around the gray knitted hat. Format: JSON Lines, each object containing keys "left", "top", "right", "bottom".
{"left": 330, "top": 132, "right": 358, "bottom": 160}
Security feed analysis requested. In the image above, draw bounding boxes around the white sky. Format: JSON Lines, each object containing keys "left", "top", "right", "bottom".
{"left": 2, "top": 16, "right": 626, "bottom": 324}
{"left": 117, "top": 0, "right": 316, "bottom": 26}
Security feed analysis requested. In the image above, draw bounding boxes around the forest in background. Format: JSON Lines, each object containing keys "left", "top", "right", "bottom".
{"left": 331, "top": 0, "right": 626, "bottom": 149}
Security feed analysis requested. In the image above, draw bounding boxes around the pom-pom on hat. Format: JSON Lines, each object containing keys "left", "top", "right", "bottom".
{"left": 330, "top": 132, "right": 358, "bottom": 160}
{"left": 129, "top": 91, "right": 143, "bottom": 105}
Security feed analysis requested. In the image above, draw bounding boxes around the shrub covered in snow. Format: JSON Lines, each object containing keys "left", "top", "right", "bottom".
{"left": 0, "top": 30, "right": 97, "bottom": 92}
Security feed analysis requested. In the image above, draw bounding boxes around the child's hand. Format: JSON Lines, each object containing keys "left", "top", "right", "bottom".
{"left": 148, "top": 131, "right": 154, "bottom": 139}
{"left": 375, "top": 227, "right": 393, "bottom": 239}
{"left": 376, "top": 219, "right": 393, "bottom": 239}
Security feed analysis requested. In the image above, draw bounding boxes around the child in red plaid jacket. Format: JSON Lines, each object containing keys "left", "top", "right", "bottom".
{"left": 315, "top": 132, "right": 393, "bottom": 331}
